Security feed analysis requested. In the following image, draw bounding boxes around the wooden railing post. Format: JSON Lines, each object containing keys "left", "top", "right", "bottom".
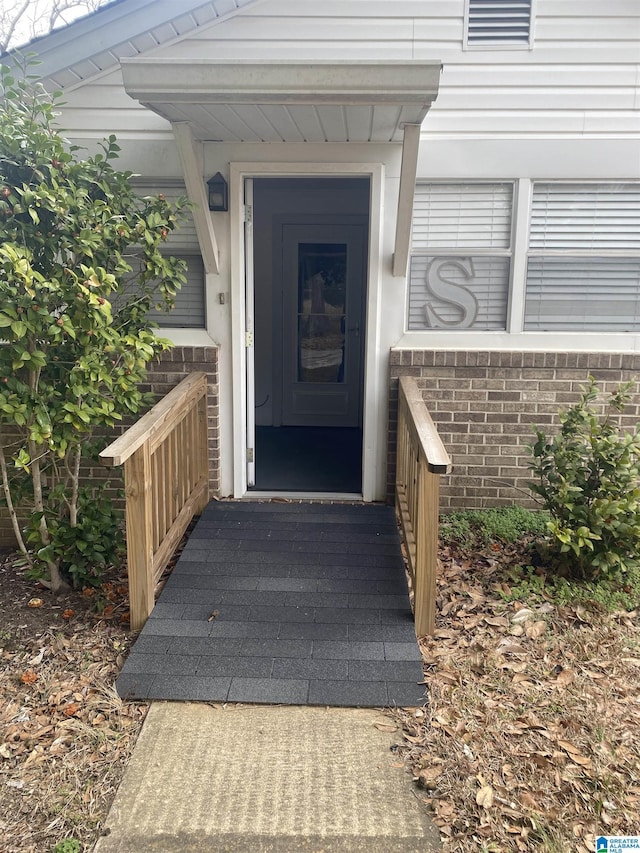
{"left": 395, "top": 376, "right": 451, "bottom": 637}
{"left": 414, "top": 467, "right": 439, "bottom": 636}
{"left": 100, "top": 372, "right": 210, "bottom": 630}
{"left": 124, "top": 444, "right": 154, "bottom": 631}
{"left": 196, "top": 393, "right": 210, "bottom": 513}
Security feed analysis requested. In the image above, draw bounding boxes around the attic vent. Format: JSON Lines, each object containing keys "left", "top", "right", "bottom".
{"left": 466, "top": 0, "right": 533, "bottom": 47}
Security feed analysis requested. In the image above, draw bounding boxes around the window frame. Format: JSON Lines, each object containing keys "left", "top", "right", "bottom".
{"left": 523, "top": 181, "right": 640, "bottom": 333}
{"left": 130, "top": 178, "right": 207, "bottom": 330}
{"left": 408, "top": 180, "right": 516, "bottom": 333}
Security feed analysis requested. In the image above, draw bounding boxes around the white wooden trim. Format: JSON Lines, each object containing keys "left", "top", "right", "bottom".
{"left": 244, "top": 178, "right": 256, "bottom": 488}
{"left": 507, "top": 178, "right": 532, "bottom": 334}
{"left": 229, "top": 160, "right": 386, "bottom": 502}
{"left": 230, "top": 165, "right": 248, "bottom": 498}
{"left": 396, "top": 331, "right": 640, "bottom": 352}
{"left": 171, "top": 122, "right": 220, "bottom": 275}
{"left": 362, "top": 163, "right": 386, "bottom": 503}
{"left": 392, "top": 124, "right": 421, "bottom": 278}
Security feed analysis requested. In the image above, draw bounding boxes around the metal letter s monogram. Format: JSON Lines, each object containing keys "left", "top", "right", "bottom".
{"left": 423, "top": 257, "right": 478, "bottom": 329}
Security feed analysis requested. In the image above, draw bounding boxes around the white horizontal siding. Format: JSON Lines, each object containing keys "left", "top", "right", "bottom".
{"left": 55, "top": 69, "right": 172, "bottom": 138}
{"left": 158, "top": 0, "right": 639, "bottom": 141}
{"left": 51, "top": 0, "right": 640, "bottom": 143}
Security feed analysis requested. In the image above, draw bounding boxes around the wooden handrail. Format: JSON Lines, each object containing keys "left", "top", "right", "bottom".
{"left": 395, "top": 376, "right": 451, "bottom": 636}
{"left": 100, "top": 372, "right": 209, "bottom": 630}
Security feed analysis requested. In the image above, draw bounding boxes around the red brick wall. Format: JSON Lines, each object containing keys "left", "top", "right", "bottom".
{"left": 388, "top": 350, "right": 640, "bottom": 509}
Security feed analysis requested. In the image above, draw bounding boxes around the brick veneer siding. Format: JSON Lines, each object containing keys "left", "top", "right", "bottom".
{"left": 388, "top": 350, "right": 640, "bottom": 510}
{"left": 145, "top": 345, "right": 220, "bottom": 497}
{"left": 0, "top": 345, "right": 220, "bottom": 546}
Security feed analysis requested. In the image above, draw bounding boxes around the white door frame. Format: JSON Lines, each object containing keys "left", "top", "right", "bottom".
{"left": 229, "top": 161, "right": 385, "bottom": 501}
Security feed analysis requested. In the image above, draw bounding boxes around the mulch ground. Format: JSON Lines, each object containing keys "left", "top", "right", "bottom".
{"left": 0, "top": 553, "right": 147, "bottom": 853}
{"left": 391, "top": 541, "right": 640, "bottom": 852}
{"left": 1, "top": 536, "right": 639, "bottom": 852}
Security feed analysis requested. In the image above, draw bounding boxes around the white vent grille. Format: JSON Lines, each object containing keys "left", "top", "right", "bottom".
{"left": 466, "top": 0, "right": 532, "bottom": 46}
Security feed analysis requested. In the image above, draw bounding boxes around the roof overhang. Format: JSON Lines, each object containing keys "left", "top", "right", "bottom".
{"left": 121, "top": 59, "right": 442, "bottom": 143}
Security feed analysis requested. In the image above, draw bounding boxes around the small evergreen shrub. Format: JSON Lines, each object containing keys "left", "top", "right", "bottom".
{"left": 528, "top": 377, "right": 640, "bottom": 580}
{"left": 24, "top": 484, "right": 124, "bottom": 589}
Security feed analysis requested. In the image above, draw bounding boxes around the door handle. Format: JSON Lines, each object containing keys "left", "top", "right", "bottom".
{"left": 347, "top": 323, "right": 360, "bottom": 337}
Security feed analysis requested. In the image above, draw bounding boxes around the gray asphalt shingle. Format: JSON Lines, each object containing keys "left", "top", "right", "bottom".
{"left": 116, "top": 501, "right": 426, "bottom": 708}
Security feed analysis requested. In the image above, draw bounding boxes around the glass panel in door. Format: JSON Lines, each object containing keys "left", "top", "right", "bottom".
{"left": 297, "top": 243, "right": 347, "bottom": 384}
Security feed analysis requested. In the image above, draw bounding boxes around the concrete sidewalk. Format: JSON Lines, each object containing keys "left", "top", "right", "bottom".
{"left": 94, "top": 702, "right": 441, "bottom": 852}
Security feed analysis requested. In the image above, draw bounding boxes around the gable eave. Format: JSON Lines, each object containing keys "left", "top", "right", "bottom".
{"left": 3, "top": 0, "right": 261, "bottom": 90}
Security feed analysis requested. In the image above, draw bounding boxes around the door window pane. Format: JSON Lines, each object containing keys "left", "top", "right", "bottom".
{"left": 297, "top": 243, "right": 347, "bottom": 383}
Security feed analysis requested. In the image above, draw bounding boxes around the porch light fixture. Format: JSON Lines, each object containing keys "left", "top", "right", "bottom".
{"left": 207, "top": 172, "right": 228, "bottom": 211}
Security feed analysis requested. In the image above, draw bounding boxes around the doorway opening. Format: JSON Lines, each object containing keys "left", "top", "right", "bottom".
{"left": 248, "top": 177, "right": 370, "bottom": 493}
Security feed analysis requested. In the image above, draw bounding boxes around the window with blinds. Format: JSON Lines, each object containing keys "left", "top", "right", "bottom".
{"left": 525, "top": 183, "right": 640, "bottom": 332}
{"left": 147, "top": 254, "right": 206, "bottom": 328}
{"left": 408, "top": 183, "right": 513, "bottom": 331}
{"left": 129, "top": 180, "right": 206, "bottom": 328}
{"left": 465, "top": 0, "right": 533, "bottom": 47}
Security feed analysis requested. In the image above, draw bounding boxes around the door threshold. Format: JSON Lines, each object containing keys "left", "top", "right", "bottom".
{"left": 245, "top": 490, "right": 365, "bottom": 502}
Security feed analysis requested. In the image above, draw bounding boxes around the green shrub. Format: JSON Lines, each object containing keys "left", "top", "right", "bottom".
{"left": 440, "top": 505, "right": 548, "bottom": 550}
{"left": 0, "top": 63, "right": 187, "bottom": 593}
{"left": 53, "top": 840, "right": 80, "bottom": 853}
{"left": 528, "top": 377, "right": 640, "bottom": 580}
{"left": 24, "top": 483, "right": 124, "bottom": 588}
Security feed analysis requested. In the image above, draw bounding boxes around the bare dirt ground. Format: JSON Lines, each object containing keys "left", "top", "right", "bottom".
{"left": 1, "top": 536, "right": 639, "bottom": 852}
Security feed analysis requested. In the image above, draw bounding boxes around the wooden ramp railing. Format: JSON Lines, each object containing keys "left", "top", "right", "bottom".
{"left": 395, "top": 375, "right": 451, "bottom": 637}
{"left": 100, "top": 372, "right": 209, "bottom": 631}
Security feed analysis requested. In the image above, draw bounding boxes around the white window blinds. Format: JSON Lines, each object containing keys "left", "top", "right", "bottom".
{"left": 529, "top": 183, "right": 640, "bottom": 252}
{"left": 412, "top": 183, "right": 512, "bottom": 251}
{"left": 147, "top": 255, "right": 206, "bottom": 329}
{"left": 409, "top": 183, "right": 513, "bottom": 331}
{"left": 131, "top": 181, "right": 205, "bottom": 328}
{"left": 466, "top": 0, "right": 532, "bottom": 46}
{"left": 525, "top": 183, "right": 640, "bottom": 332}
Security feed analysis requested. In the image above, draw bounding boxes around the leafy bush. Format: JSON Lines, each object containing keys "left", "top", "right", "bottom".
{"left": 24, "top": 483, "right": 124, "bottom": 589}
{"left": 0, "top": 62, "right": 187, "bottom": 591}
{"left": 440, "top": 505, "right": 548, "bottom": 550}
{"left": 528, "top": 377, "right": 640, "bottom": 580}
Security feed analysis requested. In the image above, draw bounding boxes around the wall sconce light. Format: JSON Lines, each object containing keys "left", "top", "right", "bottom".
{"left": 207, "top": 172, "right": 228, "bottom": 211}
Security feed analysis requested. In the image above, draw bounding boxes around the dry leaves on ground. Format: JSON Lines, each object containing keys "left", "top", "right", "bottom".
{"left": 0, "top": 556, "right": 147, "bottom": 853}
{"left": 392, "top": 544, "right": 640, "bottom": 852}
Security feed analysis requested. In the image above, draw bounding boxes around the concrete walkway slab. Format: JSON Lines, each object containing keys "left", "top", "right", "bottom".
{"left": 94, "top": 702, "right": 441, "bottom": 853}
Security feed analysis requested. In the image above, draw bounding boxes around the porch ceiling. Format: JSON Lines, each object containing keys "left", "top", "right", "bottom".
{"left": 120, "top": 60, "right": 442, "bottom": 143}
